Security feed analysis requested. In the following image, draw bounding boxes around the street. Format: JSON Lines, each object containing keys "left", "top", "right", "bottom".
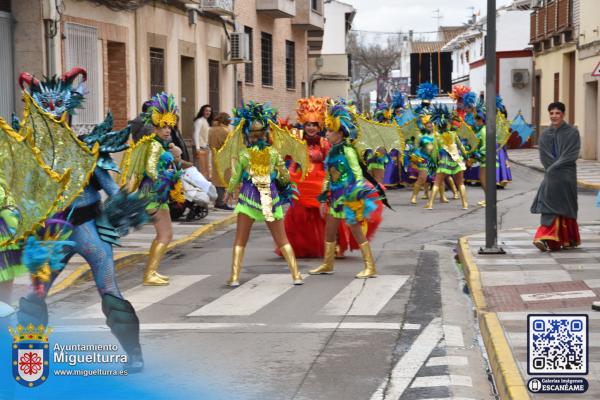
{"left": 35, "top": 163, "right": 598, "bottom": 400}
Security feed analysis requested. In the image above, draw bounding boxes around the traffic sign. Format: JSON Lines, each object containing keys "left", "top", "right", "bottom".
{"left": 593, "top": 61, "right": 600, "bottom": 77}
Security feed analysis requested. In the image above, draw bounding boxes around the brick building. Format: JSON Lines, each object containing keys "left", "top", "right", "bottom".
{"left": 235, "top": 0, "right": 324, "bottom": 120}
{"left": 0, "top": 0, "right": 324, "bottom": 139}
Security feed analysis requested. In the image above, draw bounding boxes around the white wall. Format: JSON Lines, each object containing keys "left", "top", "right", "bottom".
{"left": 321, "top": 0, "right": 354, "bottom": 54}
{"left": 469, "top": 57, "right": 532, "bottom": 122}
{"left": 496, "top": 9, "right": 531, "bottom": 51}
{"left": 499, "top": 57, "right": 532, "bottom": 121}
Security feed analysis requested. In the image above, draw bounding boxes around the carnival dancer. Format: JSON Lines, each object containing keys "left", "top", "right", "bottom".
{"left": 13, "top": 68, "right": 147, "bottom": 372}
{"left": 219, "top": 102, "right": 303, "bottom": 287}
{"left": 309, "top": 101, "right": 382, "bottom": 278}
{"left": 368, "top": 102, "right": 392, "bottom": 185}
{"left": 495, "top": 96, "right": 513, "bottom": 187}
{"left": 531, "top": 102, "right": 580, "bottom": 252}
{"left": 282, "top": 96, "right": 341, "bottom": 258}
{"left": 409, "top": 124, "right": 436, "bottom": 205}
{"left": 122, "top": 93, "right": 183, "bottom": 286}
{"left": 425, "top": 105, "right": 469, "bottom": 210}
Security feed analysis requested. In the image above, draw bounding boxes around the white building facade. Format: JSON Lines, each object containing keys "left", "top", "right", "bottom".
{"left": 444, "top": 2, "right": 533, "bottom": 121}
{"left": 310, "top": 0, "right": 355, "bottom": 98}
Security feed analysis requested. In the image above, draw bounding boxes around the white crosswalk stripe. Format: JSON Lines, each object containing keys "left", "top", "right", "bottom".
{"left": 426, "top": 356, "right": 469, "bottom": 367}
{"left": 187, "top": 274, "right": 303, "bottom": 316}
{"left": 66, "top": 275, "right": 210, "bottom": 319}
{"left": 319, "top": 275, "right": 409, "bottom": 316}
{"left": 443, "top": 325, "right": 465, "bottom": 347}
{"left": 410, "top": 375, "right": 473, "bottom": 388}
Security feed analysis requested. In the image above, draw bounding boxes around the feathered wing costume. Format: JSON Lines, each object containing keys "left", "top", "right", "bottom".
{"left": 13, "top": 68, "right": 148, "bottom": 373}
{"left": 214, "top": 101, "right": 307, "bottom": 287}
{"left": 121, "top": 92, "right": 182, "bottom": 287}
{"left": 309, "top": 101, "right": 385, "bottom": 279}
{"left": 0, "top": 116, "right": 69, "bottom": 283}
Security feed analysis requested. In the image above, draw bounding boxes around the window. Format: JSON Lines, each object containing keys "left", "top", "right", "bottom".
{"left": 64, "top": 23, "right": 100, "bottom": 127}
{"left": 244, "top": 26, "right": 253, "bottom": 84}
{"left": 261, "top": 32, "right": 273, "bottom": 86}
{"left": 0, "top": 0, "right": 10, "bottom": 12}
{"left": 311, "top": 0, "right": 319, "bottom": 12}
{"left": 465, "top": 50, "right": 470, "bottom": 63}
{"left": 209, "top": 60, "right": 220, "bottom": 113}
{"left": 285, "top": 40, "right": 295, "bottom": 89}
{"left": 0, "top": 11, "right": 13, "bottom": 119}
{"left": 150, "top": 47, "right": 165, "bottom": 95}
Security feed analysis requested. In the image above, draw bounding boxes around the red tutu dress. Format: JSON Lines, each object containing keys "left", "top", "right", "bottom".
{"left": 280, "top": 135, "right": 383, "bottom": 258}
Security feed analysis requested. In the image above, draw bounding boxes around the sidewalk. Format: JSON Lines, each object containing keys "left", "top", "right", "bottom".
{"left": 508, "top": 148, "right": 600, "bottom": 189}
{"left": 458, "top": 225, "right": 600, "bottom": 400}
{"left": 11, "top": 209, "right": 236, "bottom": 301}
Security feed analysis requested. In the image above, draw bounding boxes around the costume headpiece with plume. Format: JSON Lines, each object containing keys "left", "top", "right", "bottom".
{"left": 142, "top": 92, "right": 178, "bottom": 128}
{"left": 416, "top": 82, "right": 439, "bottom": 102}
{"left": 324, "top": 100, "right": 358, "bottom": 140}
{"left": 450, "top": 85, "right": 471, "bottom": 101}
{"left": 430, "top": 104, "right": 452, "bottom": 129}
{"left": 296, "top": 96, "right": 327, "bottom": 128}
{"left": 391, "top": 91, "right": 405, "bottom": 110}
{"left": 232, "top": 101, "right": 278, "bottom": 144}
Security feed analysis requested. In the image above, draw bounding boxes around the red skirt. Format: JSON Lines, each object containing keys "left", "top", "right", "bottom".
{"left": 534, "top": 216, "right": 580, "bottom": 251}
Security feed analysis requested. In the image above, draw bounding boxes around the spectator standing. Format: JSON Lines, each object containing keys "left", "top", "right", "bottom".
{"left": 193, "top": 104, "right": 213, "bottom": 177}
{"left": 531, "top": 102, "right": 581, "bottom": 252}
{"left": 208, "top": 112, "right": 233, "bottom": 210}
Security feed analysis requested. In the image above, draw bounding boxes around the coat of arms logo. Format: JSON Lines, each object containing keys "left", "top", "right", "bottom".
{"left": 9, "top": 323, "right": 52, "bottom": 387}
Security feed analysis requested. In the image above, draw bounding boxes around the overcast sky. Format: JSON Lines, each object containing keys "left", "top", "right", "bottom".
{"left": 343, "top": 0, "right": 515, "bottom": 34}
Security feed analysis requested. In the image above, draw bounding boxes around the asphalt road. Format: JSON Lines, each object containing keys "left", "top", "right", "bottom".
{"left": 33, "top": 164, "right": 600, "bottom": 400}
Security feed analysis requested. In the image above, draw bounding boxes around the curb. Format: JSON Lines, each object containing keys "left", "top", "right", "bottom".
{"left": 457, "top": 236, "right": 531, "bottom": 400}
{"left": 509, "top": 159, "right": 600, "bottom": 190}
{"left": 48, "top": 213, "right": 237, "bottom": 297}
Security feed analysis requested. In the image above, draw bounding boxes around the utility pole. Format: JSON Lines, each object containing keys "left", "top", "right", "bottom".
{"left": 479, "top": 0, "right": 504, "bottom": 255}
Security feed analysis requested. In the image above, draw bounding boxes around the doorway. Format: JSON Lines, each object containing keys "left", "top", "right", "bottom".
{"left": 586, "top": 81, "right": 599, "bottom": 160}
{"left": 107, "top": 42, "right": 127, "bottom": 130}
{"left": 180, "top": 56, "right": 196, "bottom": 141}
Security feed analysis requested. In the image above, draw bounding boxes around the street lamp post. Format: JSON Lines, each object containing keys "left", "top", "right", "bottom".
{"left": 479, "top": 0, "right": 504, "bottom": 255}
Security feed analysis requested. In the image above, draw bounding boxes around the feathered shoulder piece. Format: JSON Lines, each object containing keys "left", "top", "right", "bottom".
{"left": 142, "top": 92, "right": 178, "bottom": 128}
{"left": 232, "top": 101, "right": 278, "bottom": 141}
{"left": 430, "top": 104, "right": 452, "bottom": 129}
{"left": 416, "top": 82, "right": 439, "bottom": 101}
{"left": 79, "top": 112, "right": 130, "bottom": 172}
{"left": 297, "top": 96, "right": 327, "bottom": 127}
{"left": 324, "top": 100, "right": 358, "bottom": 139}
{"left": 450, "top": 85, "right": 471, "bottom": 101}
{"left": 373, "top": 102, "right": 392, "bottom": 123}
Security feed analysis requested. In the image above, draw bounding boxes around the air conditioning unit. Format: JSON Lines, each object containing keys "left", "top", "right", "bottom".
{"left": 228, "top": 32, "right": 250, "bottom": 64}
{"left": 201, "top": 0, "right": 234, "bottom": 16}
{"left": 511, "top": 69, "right": 530, "bottom": 88}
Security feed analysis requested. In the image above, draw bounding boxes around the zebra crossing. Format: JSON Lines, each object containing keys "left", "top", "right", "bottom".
{"left": 61, "top": 274, "right": 412, "bottom": 321}
{"left": 52, "top": 270, "right": 479, "bottom": 399}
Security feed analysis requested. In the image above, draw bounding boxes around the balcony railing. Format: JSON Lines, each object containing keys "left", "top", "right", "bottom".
{"left": 530, "top": 0, "right": 573, "bottom": 45}
{"left": 292, "top": 0, "right": 323, "bottom": 31}
{"left": 201, "top": 0, "right": 233, "bottom": 15}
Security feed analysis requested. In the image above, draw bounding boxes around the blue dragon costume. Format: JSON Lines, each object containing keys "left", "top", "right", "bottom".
{"left": 4, "top": 68, "right": 148, "bottom": 372}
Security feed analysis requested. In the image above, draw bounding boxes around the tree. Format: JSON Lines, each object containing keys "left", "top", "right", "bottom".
{"left": 348, "top": 32, "right": 403, "bottom": 109}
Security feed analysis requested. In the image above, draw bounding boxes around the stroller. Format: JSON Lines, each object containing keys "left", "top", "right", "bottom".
{"left": 170, "top": 166, "right": 218, "bottom": 222}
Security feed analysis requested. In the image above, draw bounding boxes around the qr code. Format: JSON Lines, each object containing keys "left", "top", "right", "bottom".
{"left": 528, "top": 315, "right": 588, "bottom": 375}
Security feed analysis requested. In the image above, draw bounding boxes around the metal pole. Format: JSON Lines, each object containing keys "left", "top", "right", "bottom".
{"left": 479, "top": 0, "right": 504, "bottom": 255}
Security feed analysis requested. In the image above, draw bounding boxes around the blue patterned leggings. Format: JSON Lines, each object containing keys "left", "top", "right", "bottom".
{"left": 38, "top": 220, "right": 122, "bottom": 299}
